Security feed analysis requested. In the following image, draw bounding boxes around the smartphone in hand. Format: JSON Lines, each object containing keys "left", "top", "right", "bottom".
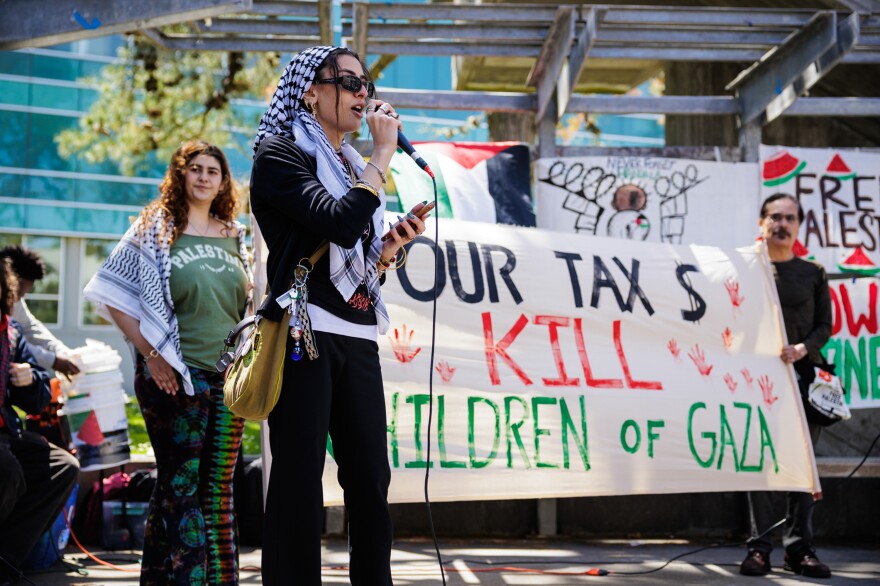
{"left": 381, "top": 201, "right": 435, "bottom": 241}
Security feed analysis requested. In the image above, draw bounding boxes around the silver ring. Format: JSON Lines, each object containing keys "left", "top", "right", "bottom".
{"left": 389, "top": 112, "right": 400, "bottom": 119}
{"left": 379, "top": 103, "right": 391, "bottom": 112}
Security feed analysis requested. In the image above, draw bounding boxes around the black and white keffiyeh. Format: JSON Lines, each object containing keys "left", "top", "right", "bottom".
{"left": 84, "top": 211, "right": 253, "bottom": 396}
{"left": 253, "top": 46, "right": 389, "bottom": 335}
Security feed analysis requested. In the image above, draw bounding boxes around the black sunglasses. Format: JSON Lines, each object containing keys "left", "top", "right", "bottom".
{"left": 315, "top": 75, "right": 376, "bottom": 99}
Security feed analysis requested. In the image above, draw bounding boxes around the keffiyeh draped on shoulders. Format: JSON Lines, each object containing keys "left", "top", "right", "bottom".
{"left": 253, "top": 45, "right": 389, "bottom": 334}
{"left": 84, "top": 211, "right": 252, "bottom": 396}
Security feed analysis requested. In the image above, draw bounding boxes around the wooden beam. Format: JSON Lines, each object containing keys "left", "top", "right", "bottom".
{"left": 0, "top": 0, "right": 252, "bottom": 50}
{"left": 527, "top": 7, "right": 575, "bottom": 126}
{"left": 728, "top": 11, "right": 859, "bottom": 125}
{"left": 319, "top": 0, "right": 332, "bottom": 45}
{"left": 352, "top": 2, "right": 368, "bottom": 57}
{"left": 559, "top": 6, "right": 596, "bottom": 117}
{"left": 369, "top": 55, "right": 398, "bottom": 80}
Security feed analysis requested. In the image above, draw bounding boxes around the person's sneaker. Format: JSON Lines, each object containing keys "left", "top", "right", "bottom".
{"left": 740, "top": 549, "right": 771, "bottom": 576}
{"left": 784, "top": 549, "right": 832, "bottom": 578}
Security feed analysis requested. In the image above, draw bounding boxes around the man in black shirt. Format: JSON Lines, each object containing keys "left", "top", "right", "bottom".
{"left": 740, "top": 194, "right": 832, "bottom": 579}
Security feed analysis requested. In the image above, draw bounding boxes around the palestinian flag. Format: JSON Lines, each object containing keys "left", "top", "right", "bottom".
{"left": 838, "top": 246, "right": 880, "bottom": 276}
{"left": 75, "top": 410, "right": 105, "bottom": 446}
{"left": 387, "top": 141, "right": 536, "bottom": 227}
{"left": 826, "top": 153, "right": 856, "bottom": 181}
{"left": 762, "top": 150, "right": 806, "bottom": 187}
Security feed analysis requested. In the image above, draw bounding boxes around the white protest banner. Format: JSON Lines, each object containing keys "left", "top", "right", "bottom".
{"left": 826, "top": 277, "right": 880, "bottom": 408}
{"left": 534, "top": 156, "right": 759, "bottom": 248}
{"left": 759, "top": 145, "right": 880, "bottom": 273}
{"left": 321, "top": 216, "right": 820, "bottom": 505}
{"left": 759, "top": 146, "right": 880, "bottom": 409}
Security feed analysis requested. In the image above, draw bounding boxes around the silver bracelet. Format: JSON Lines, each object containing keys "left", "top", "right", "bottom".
{"left": 366, "top": 160, "right": 388, "bottom": 185}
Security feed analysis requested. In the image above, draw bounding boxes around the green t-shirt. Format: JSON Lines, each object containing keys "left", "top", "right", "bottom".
{"left": 170, "top": 234, "right": 248, "bottom": 370}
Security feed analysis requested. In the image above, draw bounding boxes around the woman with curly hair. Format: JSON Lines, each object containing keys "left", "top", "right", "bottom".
{"left": 85, "top": 140, "right": 252, "bottom": 585}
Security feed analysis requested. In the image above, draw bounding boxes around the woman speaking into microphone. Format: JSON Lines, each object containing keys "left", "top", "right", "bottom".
{"left": 250, "top": 46, "right": 431, "bottom": 584}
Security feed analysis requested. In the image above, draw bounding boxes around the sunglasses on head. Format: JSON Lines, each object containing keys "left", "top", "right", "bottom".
{"left": 315, "top": 75, "right": 376, "bottom": 99}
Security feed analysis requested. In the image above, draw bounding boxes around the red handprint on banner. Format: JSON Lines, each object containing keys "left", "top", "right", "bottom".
{"left": 435, "top": 360, "right": 456, "bottom": 383}
{"left": 741, "top": 368, "right": 754, "bottom": 387}
{"left": 758, "top": 375, "right": 778, "bottom": 406}
{"left": 724, "top": 279, "right": 745, "bottom": 310}
{"left": 723, "top": 373, "right": 738, "bottom": 392}
{"left": 667, "top": 338, "right": 681, "bottom": 359}
{"left": 722, "top": 327, "right": 734, "bottom": 352}
{"left": 388, "top": 324, "right": 422, "bottom": 363}
{"left": 688, "top": 344, "right": 713, "bottom": 376}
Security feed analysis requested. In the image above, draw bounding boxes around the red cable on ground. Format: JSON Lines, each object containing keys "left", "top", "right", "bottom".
{"left": 62, "top": 509, "right": 141, "bottom": 573}
{"left": 444, "top": 565, "right": 611, "bottom": 576}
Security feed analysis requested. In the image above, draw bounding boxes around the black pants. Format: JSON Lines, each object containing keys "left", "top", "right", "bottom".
{"left": 746, "top": 422, "right": 822, "bottom": 555}
{"left": 262, "top": 332, "right": 393, "bottom": 586}
{"left": 0, "top": 430, "right": 79, "bottom": 579}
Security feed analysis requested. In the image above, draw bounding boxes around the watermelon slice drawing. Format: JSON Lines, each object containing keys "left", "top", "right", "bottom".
{"left": 76, "top": 410, "right": 105, "bottom": 446}
{"left": 792, "top": 239, "right": 810, "bottom": 258}
{"left": 762, "top": 150, "right": 806, "bottom": 187}
{"left": 838, "top": 246, "right": 880, "bottom": 276}
{"left": 826, "top": 153, "right": 856, "bottom": 181}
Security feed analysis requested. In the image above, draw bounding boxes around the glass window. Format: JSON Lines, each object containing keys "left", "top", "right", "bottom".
{"left": 0, "top": 79, "right": 29, "bottom": 107}
{"left": 28, "top": 115, "right": 77, "bottom": 170}
{"left": 0, "top": 110, "right": 29, "bottom": 167}
{"left": 81, "top": 238, "right": 116, "bottom": 326}
{"left": 0, "top": 52, "right": 31, "bottom": 76}
{"left": 0, "top": 233, "right": 63, "bottom": 325}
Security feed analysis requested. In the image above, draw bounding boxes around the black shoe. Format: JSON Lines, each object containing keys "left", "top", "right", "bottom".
{"left": 740, "top": 549, "right": 771, "bottom": 576}
{"left": 784, "top": 549, "right": 831, "bottom": 578}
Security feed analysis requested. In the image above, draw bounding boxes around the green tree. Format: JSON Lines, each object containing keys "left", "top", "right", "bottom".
{"left": 56, "top": 36, "right": 280, "bottom": 174}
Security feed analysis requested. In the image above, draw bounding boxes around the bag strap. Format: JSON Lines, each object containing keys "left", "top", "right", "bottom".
{"left": 219, "top": 241, "right": 329, "bottom": 356}
{"left": 223, "top": 315, "right": 257, "bottom": 348}
{"left": 308, "top": 241, "right": 330, "bottom": 267}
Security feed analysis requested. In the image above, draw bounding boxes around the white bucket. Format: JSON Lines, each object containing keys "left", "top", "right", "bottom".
{"left": 63, "top": 389, "right": 130, "bottom": 472}
{"left": 72, "top": 370, "right": 123, "bottom": 388}
{"left": 68, "top": 339, "right": 123, "bottom": 374}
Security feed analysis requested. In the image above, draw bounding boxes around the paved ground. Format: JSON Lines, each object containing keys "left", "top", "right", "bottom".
{"left": 17, "top": 538, "right": 880, "bottom": 585}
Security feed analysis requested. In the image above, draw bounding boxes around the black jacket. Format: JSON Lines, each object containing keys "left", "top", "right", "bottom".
{"left": 1, "top": 319, "right": 51, "bottom": 437}
{"left": 250, "top": 134, "right": 381, "bottom": 322}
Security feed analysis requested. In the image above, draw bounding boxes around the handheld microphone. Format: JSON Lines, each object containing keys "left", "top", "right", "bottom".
{"left": 398, "top": 130, "right": 435, "bottom": 178}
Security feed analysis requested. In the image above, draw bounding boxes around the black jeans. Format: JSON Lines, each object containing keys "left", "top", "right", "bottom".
{"left": 262, "top": 331, "right": 393, "bottom": 586}
{"left": 0, "top": 430, "right": 79, "bottom": 579}
{"left": 746, "top": 422, "right": 822, "bottom": 555}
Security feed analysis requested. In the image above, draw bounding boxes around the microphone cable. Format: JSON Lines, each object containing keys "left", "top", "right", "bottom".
{"left": 420, "top": 176, "right": 447, "bottom": 584}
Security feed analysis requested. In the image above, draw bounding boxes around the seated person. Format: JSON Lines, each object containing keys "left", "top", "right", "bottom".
{"left": 0, "top": 245, "right": 80, "bottom": 379}
{"left": 0, "top": 257, "right": 79, "bottom": 586}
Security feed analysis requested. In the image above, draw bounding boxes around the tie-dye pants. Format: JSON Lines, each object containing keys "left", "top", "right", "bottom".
{"left": 135, "top": 361, "right": 244, "bottom": 585}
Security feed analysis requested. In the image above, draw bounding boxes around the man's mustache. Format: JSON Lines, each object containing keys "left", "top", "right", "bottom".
{"left": 772, "top": 229, "right": 791, "bottom": 238}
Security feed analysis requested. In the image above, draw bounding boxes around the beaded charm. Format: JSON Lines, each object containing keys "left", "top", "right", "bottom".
{"left": 289, "top": 272, "right": 307, "bottom": 361}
